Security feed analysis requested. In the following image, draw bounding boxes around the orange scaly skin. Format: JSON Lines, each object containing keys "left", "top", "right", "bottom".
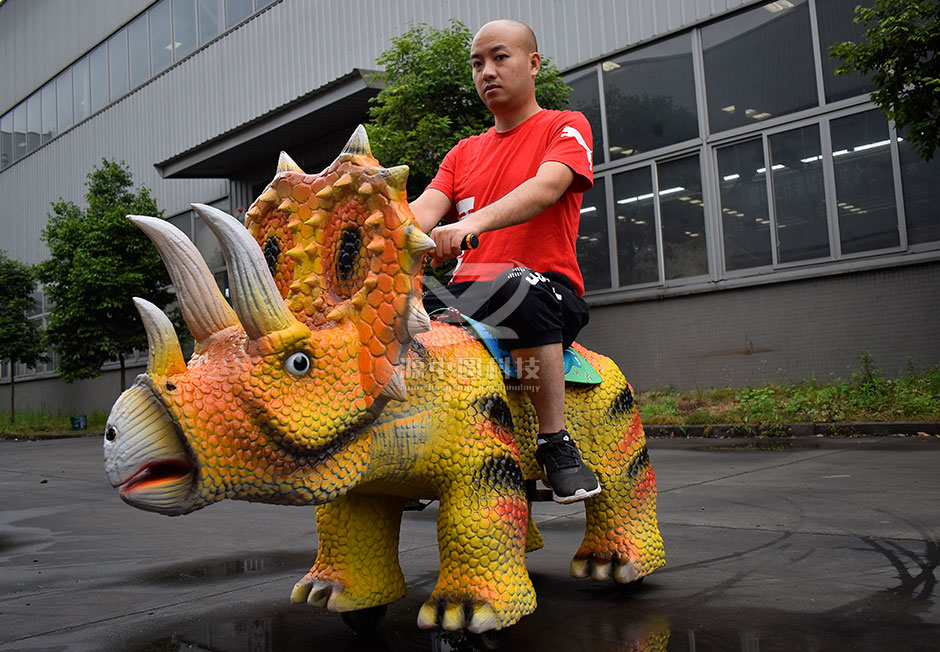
{"left": 104, "top": 127, "right": 663, "bottom": 635}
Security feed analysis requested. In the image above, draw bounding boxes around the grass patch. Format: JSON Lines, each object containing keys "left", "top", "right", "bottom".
{"left": 0, "top": 410, "right": 108, "bottom": 436}
{"left": 638, "top": 355, "right": 940, "bottom": 426}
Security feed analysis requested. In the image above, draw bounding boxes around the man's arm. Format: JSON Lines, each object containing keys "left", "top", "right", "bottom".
{"left": 429, "top": 160, "right": 575, "bottom": 260}
{"left": 410, "top": 189, "right": 454, "bottom": 235}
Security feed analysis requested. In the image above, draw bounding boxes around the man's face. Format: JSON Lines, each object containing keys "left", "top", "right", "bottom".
{"left": 470, "top": 23, "right": 540, "bottom": 115}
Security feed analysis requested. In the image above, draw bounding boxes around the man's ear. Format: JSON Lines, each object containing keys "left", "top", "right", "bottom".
{"left": 529, "top": 51, "right": 541, "bottom": 78}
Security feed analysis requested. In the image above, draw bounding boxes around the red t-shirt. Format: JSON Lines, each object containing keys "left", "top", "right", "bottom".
{"left": 426, "top": 109, "right": 594, "bottom": 296}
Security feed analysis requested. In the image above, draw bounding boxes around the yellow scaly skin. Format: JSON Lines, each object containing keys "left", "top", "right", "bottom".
{"left": 104, "top": 127, "right": 664, "bottom": 635}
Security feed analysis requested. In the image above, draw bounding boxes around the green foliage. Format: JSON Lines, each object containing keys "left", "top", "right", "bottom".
{"left": 639, "top": 354, "right": 940, "bottom": 426}
{"left": 0, "top": 253, "right": 44, "bottom": 372}
{"left": 829, "top": 0, "right": 940, "bottom": 161}
{"left": 37, "top": 160, "right": 174, "bottom": 390}
{"left": 0, "top": 409, "right": 109, "bottom": 437}
{"left": 366, "top": 20, "right": 572, "bottom": 198}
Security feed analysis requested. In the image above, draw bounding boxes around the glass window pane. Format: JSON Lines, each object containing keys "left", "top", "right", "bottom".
{"left": 659, "top": 155, "right": 708, "bottom": 280}
{"left": 899, "top": 136, "right": 940, "bottom": 245}
{"left": 577, "top": 178, "right": 611, "bottom": 291}
{"left": 604, "top": 35, "right": 698, "bottom": 159}
{"left": 108, "top": 29, "right": 129, "bottom": 99}
{"left": 73, "top": 56, "right": 91, "bottom": 121}
{"left": 128, "top": 14, "right": 151, "bottom": 87}
{"left": 831, "top": 110, "right": 898, "bottom": 254}
{"left": 198, "top": 0, "right": 224, "bottom": 44}
{"left": 613, "top": 167, "right": 659, "bottom": 286}
{"left": 703, "top": 0, "right": 817, "bottom": 133}
{"left": 90, "top": 44, "right": 109, "bottom": 112}
{"left": 769, "top": 124, "right": 829, "bottom": 262}
{"left": 567, "top": 69, "right": 603, "bottom": 165}
{"left": 13, "top": 103, "right": 26, "bottom": 160}
{"left": 41, "top": 82, "right": 56, "bottom": 144}
{"left": 173, "top": 0, "right": 198, "bottom": 60}
{"left": 1, "top": 113, "right": 12, "bottom": 168}
{"left": 194, "top": 213, "right": 226, "bottom": 270}
{"left": 150, "top": 0, "right": 174, "bottom": 74}
{"left": 169, "top": 213, "right": 193, "bottom": 240}
{"left": 225, "top": 0, "right": 252, "bottom": 28}
{"left": 27, "top": 93, "right": 41, "bottom": 152}
{"left": 816, "top": 0, "right": 875, "bottom": 103}
{"left": 56, "top": 69, "right": 73, "bottom": 132}
{"left": 255, "top": 0, "right": 277, "bottom": 8}
{"left": 718, "top": 139, "right": 773, "bottom": 270}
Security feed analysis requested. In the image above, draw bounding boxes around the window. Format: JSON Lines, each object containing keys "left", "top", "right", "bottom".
{"left": 73, "top": 56, "right": 91, "bottom": 122}
{"left": 56, "top": 69, "right": 74, "bottom": 132}
{"left": 150, "top": 0, "right": 174, "bottom": 74}
{"left": 660, "top": 155, "right": 708, "bottom": 280}
{"left": 173, "top": 0, "right": 198, "bottom": 60}
{"left": 603, "top": 35, "right": 698, "bottom": 159}
{"left": 769, "top": 124, "right": 829, "bottom": 262}
{"left": 108, "top": 30, "right": 130, "bottom": 100}
{"left": 225, "top": 0, "right": 253, "bottom": 28}
{"left": 899, "top": 138, "right": 940, "bottom": 245}
{"left": 199, "top": 0, "right": 224, "bottom": 44}
{"left": 41, "top": 82, "right": 56, "bottom": 144}
{"left": 831, "top": 110, "right": 898, "bottom": 254}
{"left": 717, "top": 139, "right": 773, "bottom": 271}
{"left": 13, "top": 103, "right": 26, "bottom": 160}
{"left": 26, "top": 93, "right": 41, "bottom": 153}
{"left": 703, "top": 0, "right": 817, "bottom": 133}
{"left": 90, "top": 43, "right": 110, "bottom": 113}
{"left": 613, "top": 167, "right": 658, "bottom": 286}
{"left": 577, "top": 178, "right": 611, "bottom": 291}
{"left": 567, "top": 69, "right": 603, "bottom": 165}
{"left": 815, "top": 0, "right": 875, "bottom": 103}
{"left": 0, "top": 113, "right": 11, "bottom": 168}
{"left": 128, "top": 14, "right": 151, "bottom": 88}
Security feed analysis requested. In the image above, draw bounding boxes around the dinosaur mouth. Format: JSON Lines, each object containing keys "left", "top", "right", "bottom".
{"left": 117, "top": 459, "right": 195, "bottom": 494}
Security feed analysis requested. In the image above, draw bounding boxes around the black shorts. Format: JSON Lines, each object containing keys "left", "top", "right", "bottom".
{"left": 422, "top": 267, "right": 590, "bottom": 351}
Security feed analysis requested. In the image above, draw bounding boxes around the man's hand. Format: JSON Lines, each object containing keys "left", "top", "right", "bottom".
{"left": 428, "top": 218, "right": 481, "bottom": 264}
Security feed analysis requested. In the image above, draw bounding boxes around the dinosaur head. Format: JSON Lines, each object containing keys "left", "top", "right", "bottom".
{"left": 104, "top": 126, "right": 433, "bottom": 515}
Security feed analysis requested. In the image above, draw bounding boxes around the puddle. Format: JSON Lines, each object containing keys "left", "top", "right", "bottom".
{"left": 138, "top": 551, "right": 306, "bottom": 584}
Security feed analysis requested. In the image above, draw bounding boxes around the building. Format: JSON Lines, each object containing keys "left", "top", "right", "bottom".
{"left": 1, "top": 0, "right": 938, "bottom": 413}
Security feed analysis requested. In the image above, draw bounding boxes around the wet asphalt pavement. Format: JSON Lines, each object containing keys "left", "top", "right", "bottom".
{"left": 1, "top": 435, "right": 938, "bottom": 651}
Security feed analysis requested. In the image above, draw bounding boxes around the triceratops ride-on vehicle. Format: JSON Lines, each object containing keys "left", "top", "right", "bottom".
{"left": 104, "top": 126, "right": 665, "bottom": 641}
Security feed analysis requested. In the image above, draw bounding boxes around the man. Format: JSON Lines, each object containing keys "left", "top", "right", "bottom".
{"left": 410, "top": 19, "right": 599, "bottom": 504}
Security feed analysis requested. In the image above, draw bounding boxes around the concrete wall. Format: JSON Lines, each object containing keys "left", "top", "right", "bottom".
{"left": 580, "top": 261, "right": 940, "bottom": 391}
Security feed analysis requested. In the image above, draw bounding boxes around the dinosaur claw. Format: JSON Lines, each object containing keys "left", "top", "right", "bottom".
{"left": 441, "top": 603, "right": 465, "bottom": 631}
{"left": 417, "top": 603, "right": 438, "bottom": 630}
{"left": 467, "top": 604, "right": 500, "bottom": 634}
{"left": 591, "top": 561, "right": 612, "bottom": 582}
{"left": 290, "top": 581, "right": 311, "bottom": 604}
{"left": 614, "top": 560, "right": 640, "bottom": 584}
{"left": 569, "top": 558, "right": 590, "bottom": 578}
{"left": 307, "top": 580, "right": 334, "bottom": 607}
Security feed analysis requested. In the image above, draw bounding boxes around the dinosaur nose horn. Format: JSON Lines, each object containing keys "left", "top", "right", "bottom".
{"left": 128, "top": 216, "right": 240, "bottom": 342}
{"left": 133, "top": 297, "right": 186, "bottom": 376}
{"left": 191, "top": 203, "right": 297, "bottom": 340}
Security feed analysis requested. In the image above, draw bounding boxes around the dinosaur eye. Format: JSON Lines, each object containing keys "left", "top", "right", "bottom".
{"left": 285, "top": 351, "right": 311, "bottom": 376}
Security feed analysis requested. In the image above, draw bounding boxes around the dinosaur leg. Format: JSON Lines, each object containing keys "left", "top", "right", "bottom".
{"left": 574, "top": 408, "right": 665, "bottom": 583}
{"left": 290, "top": 492, "right": 407, "bottom": 612}
{"left": 417, "top": 453, "right": 536, "bottom": 633}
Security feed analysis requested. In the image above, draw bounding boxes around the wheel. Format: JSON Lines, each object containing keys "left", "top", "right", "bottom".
{"left": 340, "top": 604, "right": 388, "bottom": 634}
{"left": 466, "top": 627, "right": 510, "bottom": 650}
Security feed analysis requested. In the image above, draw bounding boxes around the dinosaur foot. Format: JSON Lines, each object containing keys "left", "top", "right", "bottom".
{"left": 570, "top": 555, "right": 646, "bottom": 583}
{"left": 417, "top": 597, "right": 503, "bottom": 633}
{"left": 290, "top": 575, "right": 359, "bottom": 611}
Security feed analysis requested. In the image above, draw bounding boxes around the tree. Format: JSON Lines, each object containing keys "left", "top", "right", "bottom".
{"left": 0, "top": 253, "right": 45, "bottom": 424}
{"left": 366, "top": 20, "right": 572, "bottom": 198}
{"left": 830, "top": 0, "right": 940, "bottom": 161}
{"left": 37, "top": 160, "right": 175, "bottom": 393}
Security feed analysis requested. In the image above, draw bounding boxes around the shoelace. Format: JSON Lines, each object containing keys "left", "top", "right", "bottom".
{"left": 540, "top": 438, "right": 581, "bottom": 470}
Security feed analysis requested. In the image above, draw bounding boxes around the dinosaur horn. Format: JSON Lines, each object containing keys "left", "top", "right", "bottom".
{"left": 133, "top": 297, "right": 186, "bottom": 376}
{"left": 277, "top": 151, "right": 304, "bottom": 173}
{"left": 342, "top": 125, "right": 372, "bottom": 158}
{"left": 191, "top": 203, "right": 296, "bottom": 340}
{"left": 128, "top": 215, "right": 239, "bottom": 342}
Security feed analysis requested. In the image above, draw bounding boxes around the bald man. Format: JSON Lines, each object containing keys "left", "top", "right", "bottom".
{"left": 411, "top": 19, "right": 599, "bottom": 503}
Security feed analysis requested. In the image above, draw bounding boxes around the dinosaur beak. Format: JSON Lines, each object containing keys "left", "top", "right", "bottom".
{"left": 129, "top": 215, "right": 239, "bottom": 344}
{"left": 191, "top": 203, "right": 299, "bottom": 340}
{"left": 134, "top": 297, "right": 186, "bottom": 376}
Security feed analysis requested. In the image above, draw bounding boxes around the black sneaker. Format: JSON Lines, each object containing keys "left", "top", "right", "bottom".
{"left": 535, "top": 430, "right": 601, "bottom": 504}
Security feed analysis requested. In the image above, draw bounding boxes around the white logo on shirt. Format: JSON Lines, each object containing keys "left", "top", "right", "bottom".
{"left": 561, "top": 126, "right": 593, "bottom": 172}
{"left": 456, "top": 197, "right": 475, "bottom": 220}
